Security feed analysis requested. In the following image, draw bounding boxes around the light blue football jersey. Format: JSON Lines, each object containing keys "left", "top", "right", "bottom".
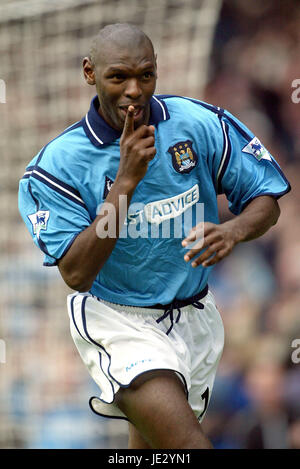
{"left": 18, "top": 95, "right": 291, "bottom": 305}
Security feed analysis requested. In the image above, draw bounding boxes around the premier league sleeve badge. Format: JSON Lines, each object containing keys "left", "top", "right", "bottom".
{"left": 168, "top": 140, "right": 198, "bottom": 174}
{"left": 28, "top": 210, "right": 50, "bottom": 238}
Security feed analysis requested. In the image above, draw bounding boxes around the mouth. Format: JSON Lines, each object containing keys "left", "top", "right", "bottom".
{"left": 119, "top": 105, "right": 144, "bottom": 122}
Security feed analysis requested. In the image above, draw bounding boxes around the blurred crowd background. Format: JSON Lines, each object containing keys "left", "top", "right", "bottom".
{"left": 203, "top": 0, "right": 300, "bottom": 449}
{"left": 0, "top": 0, "right": 299, "bottom": 449}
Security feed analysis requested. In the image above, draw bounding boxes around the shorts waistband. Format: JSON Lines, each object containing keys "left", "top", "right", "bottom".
{"left": 147, "top": 284, "right": 209, "bottom": 310}
{"left": 92, "top": 285, "right": 208, "bottom": 311}
{"left": 90, "top": 285, "right": 209, "bottom": 336}
{"left": 154, "top": 284, "right": 208, "bottom": 335}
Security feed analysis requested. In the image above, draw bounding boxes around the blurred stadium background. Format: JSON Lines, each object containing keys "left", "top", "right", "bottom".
{"left": 0, "top": 0, "right": 299, "bottom": 449}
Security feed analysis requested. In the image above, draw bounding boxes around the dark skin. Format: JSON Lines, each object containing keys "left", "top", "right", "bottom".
{"left": 59, "top": 38, "right": 157, "bottom": 291}
{"left": 86, "top": 37, "right": 157, "bottom": 131}
{"left": 182, "top": 195, "right": 280, "bottom": 268}
{"left": 57, "top": 27, "right": 281, "bottom": 449}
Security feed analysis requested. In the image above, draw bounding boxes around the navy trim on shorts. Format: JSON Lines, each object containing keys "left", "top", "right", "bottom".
{"left": 70, "top": 295, "right": 87, "bottom": 342}
{"left": 71, "top": 294, "right": 191, "bottom": 421}
{"left": 152, "top": 285, "right": 208, "bottom": 335}
{"left": 89, "top": 368, "right": 189, "bottom": 422}
{"left": 148, "top": 284, "right": 208, "bottom": 310}
{"left": 70, "top": 295, "right": 117, "bottom": 402}
{"left": 80, "top": 296, "right": 124, "bottom": 390}
{"left": 92, "top": 285, "right": 209, "bottom": 310}
{"left": 90, "top": 286, "right": 209, "bottom": 336}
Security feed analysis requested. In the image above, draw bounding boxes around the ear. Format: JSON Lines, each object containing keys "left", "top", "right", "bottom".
{"left": 83, "top": 57, "right": 96, "bottom": 85}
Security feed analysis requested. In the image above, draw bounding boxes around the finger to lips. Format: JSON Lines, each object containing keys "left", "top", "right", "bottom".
{"left": 122, "top": 105, "right": 135, "bottom": 137}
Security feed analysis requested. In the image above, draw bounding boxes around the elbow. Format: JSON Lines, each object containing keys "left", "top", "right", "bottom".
{"left": 67, "top": 278, "right": 93, "bottom": 293}
{"left": 58, "top": 264, "right": 94, "bottom": 292}
{"left": 272, "top": 199, "right": 281, "bottom": 225}
{"left": 65, "top": 274, "right": 93, "bottom": 292}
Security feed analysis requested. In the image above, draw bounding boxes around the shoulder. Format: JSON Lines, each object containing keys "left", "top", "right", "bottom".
{"left": 39, "top": 120, "right": 85, "bottom": 160}
{"left": 31, "top": 120, "right": 87, "bottom": 176}
{"left": 20, "top": 120, "right": 89, "bottom": 196}
{"left": 20, "top": 121, "right": 89, "bottom": 211}
{"left": 157, "top": 94, "right": 223, "bottom": 121}
{"left": 157, "top": 94, "right": 224, "bottom": 133}
{"left": 157, "top": 94, "right": 225, "bottom": 140}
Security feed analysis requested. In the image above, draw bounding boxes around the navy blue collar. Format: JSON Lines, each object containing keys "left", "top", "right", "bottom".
{"left": 82, "top": 95, "right": 170, "bottom": 146}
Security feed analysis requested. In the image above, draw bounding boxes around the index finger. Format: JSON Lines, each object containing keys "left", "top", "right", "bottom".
{"left": 182, "top": 222, "right": 204, "bottom": 246}
{"left": 122, "top": 105, "right": 135, "bottom": 137}
{"left": 182, "top": 222, "right": 216, "bottom": 246}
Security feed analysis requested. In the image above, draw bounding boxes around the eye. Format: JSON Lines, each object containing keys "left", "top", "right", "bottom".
{"left": 107, "top": 73, "right": 126, "bottom": 82}
{"left": 143, "top": 71, "right": 154, "bottom": 79}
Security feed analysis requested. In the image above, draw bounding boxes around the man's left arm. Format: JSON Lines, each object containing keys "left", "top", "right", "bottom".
{"left": 182, "top": 195, "right": 280, "bottom": 268}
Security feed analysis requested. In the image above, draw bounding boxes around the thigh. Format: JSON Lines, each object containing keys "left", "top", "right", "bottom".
{"left": 128, "top": 423, "right": 152, "bottom": 449}
{"left": 68, "top": 294, "right": 190, "bottom": 420}
{"left": 115, "top": 369, "right": 213, "bottom": 449}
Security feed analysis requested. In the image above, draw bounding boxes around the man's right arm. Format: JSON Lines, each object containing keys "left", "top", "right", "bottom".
{"left": 58, "top": 106, "right": 156, "bottom": 292}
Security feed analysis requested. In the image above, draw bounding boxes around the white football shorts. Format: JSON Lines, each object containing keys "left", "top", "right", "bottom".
{"left": 67, "top": 287, "right": 224, "bottom": 422}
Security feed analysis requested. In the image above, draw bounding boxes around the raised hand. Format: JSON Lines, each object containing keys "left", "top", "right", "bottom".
{"left": 117, "top": 105, "right": 156, "bottom": 187}
{"left": 182, "top": 221, "right": 238, "bottom": 268}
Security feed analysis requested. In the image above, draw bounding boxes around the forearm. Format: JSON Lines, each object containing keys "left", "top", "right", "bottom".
{"left": 182, "top": 195, "right": 281, "bottom": 268}
{"left": 58, "top": 177, "right": 135, "bottom": 292}
{"left": 59, "top": 107, "right": 156, "bottom": 292}
{"left": 226, "top": 195, "right": 281, "bottom": 244}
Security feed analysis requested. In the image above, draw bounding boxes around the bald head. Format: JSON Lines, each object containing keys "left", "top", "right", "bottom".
{"left": 83, "top": 23, "right": 157, "bottom": 131}
{"left": 89, "top": 23, "right": 155, "bottom": 68}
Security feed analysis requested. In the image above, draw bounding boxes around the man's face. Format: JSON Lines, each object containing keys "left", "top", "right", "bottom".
{"left": 90, "top": 41, "right": 157, "bottom": 131}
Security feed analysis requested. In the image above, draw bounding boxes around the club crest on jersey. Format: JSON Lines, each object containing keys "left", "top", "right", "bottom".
{"left": 242, "top": 137, "right": 271, "bottom": 161}
{"left": 103, "top": 176, "right": 114, "bottom": 199}
{"left": 28, "top": 210, "right": 50, "bottom": 237}
{"left": 168, "top": 140, "right": 198, "bottom": 174}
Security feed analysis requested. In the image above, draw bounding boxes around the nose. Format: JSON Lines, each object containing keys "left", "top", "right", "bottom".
{"left": 124, "top": 78, "right": 142, "bottom": 100}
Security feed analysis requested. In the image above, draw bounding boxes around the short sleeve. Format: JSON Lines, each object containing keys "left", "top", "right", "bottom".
{"left": 18, "top": 165, "right": 92, "bottom": 266}
{"left": 211, "top": 109, "right": 291, "bottom": 215}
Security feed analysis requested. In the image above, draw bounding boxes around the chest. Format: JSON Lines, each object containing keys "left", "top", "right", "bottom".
{"left": 80, "top": 129, "right": 213, "bottom": 220}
